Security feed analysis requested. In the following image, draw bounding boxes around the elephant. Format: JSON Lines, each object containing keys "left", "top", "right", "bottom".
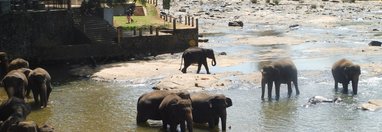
{"left": 261, "top": 59, "right": 299, "bottom": 100}
{"left": 0, "top": 52, "right": 9, "bottom": 80}
{"left": 8, "top": 58, "right": 29, "bottom": 72}
{"left": 0, "top": 97, "right": 31, "bottom": 131}
{"left": 28, "top": 68, "right": 52, "bottom": 108}
{"left": 2, "top": 70, "right": 29, "bottom": 99}
{"left": 190, "top": 93, "right": 232, "bottom": 131}
{"left": 136, "top": 90, "right": 191, "bottom": 124}
{"left": 180, "top": 47, "right": 217, "bottom": 74}
{"left": 159, "top": 94, "right": 193, "bottom": 132}
{"left": 331, "top": 59, "right": 361, "bottom": 94}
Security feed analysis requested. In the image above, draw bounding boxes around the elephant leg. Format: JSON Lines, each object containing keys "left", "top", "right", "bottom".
{"left": 208, "top": 119, "right": 215, "bottom": 129}
{"left": 287, "top": 82, "right": 292, "bottom": 98}
{"left": 162, "top": 120, "right": 168, "bottom": 130}
{"left": 267, "top": 82, "right": 273, "bottom": 100}
{"left": 182, "top": 62, "right": 191, "bottom": 73}
{"left": 275, "top": 82, "right": 281, "bottom": 100}
{"left": 169, "top": 123, "right": 177, "bottom": 132}
{"left": 293, "top": 79, "right": 299, "bottom": 95}
{"left": 352, "top": 80, "right": 358, "bottom": 95}
{"left": 136, "top": 112, "right": 147, "bottom": 124}
{"left": 197, "top": 63, "right": 202, "bottom": 73}
{"left": 261, "top": 80, "right": 266, "bottom": 99}
{"left": 180, "top": 122, "right": 186, "bottom": 132}
{"left": 202, "top": 60, "right": 210, "bottom": 74}
{"left": 47, "top": 82, "right": 52, "bottom": 101}
{"left": 214, "top": 117, "right": 219, "bottom": 126}
{"left": 342, "top": 83, "right": 349, "bottom": 94}
{"left": 334, "top": 81, "right": 338, "bottom": 91}
{"left": 32, "top": 90, "right": 40, "bottom": 105}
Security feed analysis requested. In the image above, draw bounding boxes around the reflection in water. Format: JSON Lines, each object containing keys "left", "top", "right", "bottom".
{"left": 260, "top": 100, "right": 298, "bottom": 132}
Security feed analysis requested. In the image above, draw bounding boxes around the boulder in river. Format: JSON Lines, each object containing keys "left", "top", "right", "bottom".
{"left": 368, "top": 41, "right": 382, "bottom": 46}
{"left": 360, "top": 99, "right": 382, "bottom": 111}
{"left": 228, "top": 21, "right": 243, "bottom": 27}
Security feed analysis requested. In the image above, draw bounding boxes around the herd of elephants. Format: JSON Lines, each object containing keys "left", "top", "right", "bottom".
{"left": 0, "top": 46, "right": 361, "bottom": 131}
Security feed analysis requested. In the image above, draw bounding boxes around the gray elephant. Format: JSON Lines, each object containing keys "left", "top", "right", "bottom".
{"left": 261, "top": 59, "right": 299, "bottom": 100}
{"left": 180, "top": 47, "right": 217, "bottom": 74}
{"left": 2, "top": 70, "right": 28, "bottom": 99}
{"left": 0, "top": 97, "right": 31, "bottom": 131}
{"left": 8, "top": 58, "right": 29, "bottom": 72}
{"left": 28, "top": 68, "right": 52, "bottom": 108}
{"left": 159, "top": 94, "right": 193, "bottom": 132}
{"left": 136, "top": 90, "right": 191, "bottom": 124}
{"left": 331, "top": 59, "right": 361, "bottom": 94}
{"left": 190, "top": 93, "right": 232, "bottom": 131}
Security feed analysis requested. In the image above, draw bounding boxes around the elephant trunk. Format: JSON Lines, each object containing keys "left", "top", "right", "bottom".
{"left": 352, "top": 76, "right": 359, "bottom": 95}
{"left": 211, "top": 57, "right": 216, "bottom": 66}
{"left": 221, "top": 109, "right": 227, "bottom": 131}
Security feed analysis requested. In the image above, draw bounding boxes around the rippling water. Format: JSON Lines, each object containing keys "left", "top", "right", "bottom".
{"left": 2, "top": 2, "right": 382, "bottom": 131}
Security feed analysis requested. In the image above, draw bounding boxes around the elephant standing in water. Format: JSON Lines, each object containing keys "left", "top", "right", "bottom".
{"left": 28, "top": 68, "right": 52, "bottom": 108}
{"left": 261, "top": 59, "right": 299, "bottom": 100}
{"left": 0, "top": 97, "right": 31, "bottom": 131}
{"left": 159, "top": 94, "right": 193, "bottom": 132}
{"left": 190, "top": 93, "right": 232, "bottom": 131}
{"left": 332, "top": 59, "right": 361, "bottom": 94}
{"left": 136, "top": 90, "right": 191, "bottom": 124}
{"left": 2, "top": 70, "right": 29, "bottom": 99}
{"left": 180, "top": 47, "right": 216, "bottom": 74}
{"left": 8, "top": 58, "right": 29, "bottom": 72}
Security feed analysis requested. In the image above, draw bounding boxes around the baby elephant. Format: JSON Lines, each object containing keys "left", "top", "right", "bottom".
{"left": 28, "top": 68, "right": 52, "bottom": 108}
{"left": 261, "top": 59, "right": 299, "bottom": 100}
{"left": 180, "top": 47, "right": 217, "bottom": 74}
{"left": 331, "top": 59, "right": 361, "bottom": 94}
{"left": 191, "top": 93, "right": 232, "bottom": 131}
{"left": 159, "top": 94, "right": 193, "bottom": 132}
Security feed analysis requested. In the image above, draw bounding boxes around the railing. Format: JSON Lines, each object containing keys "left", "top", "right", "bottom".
{"left": 10, "top": 0, "right": 71, "bottom": 11}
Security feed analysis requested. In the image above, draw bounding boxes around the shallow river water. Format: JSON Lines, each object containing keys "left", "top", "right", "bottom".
{"left": 2, "top": 1, "right": 382, "bottom": 131}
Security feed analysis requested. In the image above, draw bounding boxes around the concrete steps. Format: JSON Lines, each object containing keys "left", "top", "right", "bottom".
{"left": 72, "top": 9, "right": 117, "bottom": 45}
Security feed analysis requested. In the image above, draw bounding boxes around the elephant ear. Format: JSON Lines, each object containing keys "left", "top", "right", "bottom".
{"left": 226, "top": 97, "right": 232, "bottom": 107}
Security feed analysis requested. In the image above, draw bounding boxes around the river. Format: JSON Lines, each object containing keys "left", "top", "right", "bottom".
{"left": 2, "top": 0, "right": 382, "bottom": 131}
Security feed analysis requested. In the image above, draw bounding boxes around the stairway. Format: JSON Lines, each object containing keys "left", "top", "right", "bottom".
{"left": 72, "top": 9, "right": 117, "bottom": 45}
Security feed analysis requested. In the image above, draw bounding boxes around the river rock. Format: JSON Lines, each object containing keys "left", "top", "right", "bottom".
{"left": 360, "top": 99, "right": 382, "bottom": 111}
{"left": 38, "top": 124, "right": 54, "bottom": 132}
{"left": 198, "top": 39, "right": 209, "bottom": 42}
{"left": 368, "top": 41, "right": 382, "bottom": 46}
{"left": 228, "top": 21, "right": 244, "bottom": 27}
{"left": 153, "top": 73, "right": 233, "bottom": 91}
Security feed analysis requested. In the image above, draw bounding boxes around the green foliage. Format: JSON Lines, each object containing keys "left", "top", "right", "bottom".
{"left": 113, "top": 4, "right": 171, "bottom": 30}
{"left": 163, "top": 0, "right": 170, "bottom": 9}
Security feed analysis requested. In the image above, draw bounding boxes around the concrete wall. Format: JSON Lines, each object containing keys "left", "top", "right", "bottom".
{"left": 0, "top": 10, "right": 88, "bottom": 59}
{"left": 0, "top": 10, "right": 198, "bottom": 63}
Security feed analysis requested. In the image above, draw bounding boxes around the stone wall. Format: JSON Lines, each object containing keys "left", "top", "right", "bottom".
{"left": 0, "top": 10, "right": 89, "bottom": 59}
